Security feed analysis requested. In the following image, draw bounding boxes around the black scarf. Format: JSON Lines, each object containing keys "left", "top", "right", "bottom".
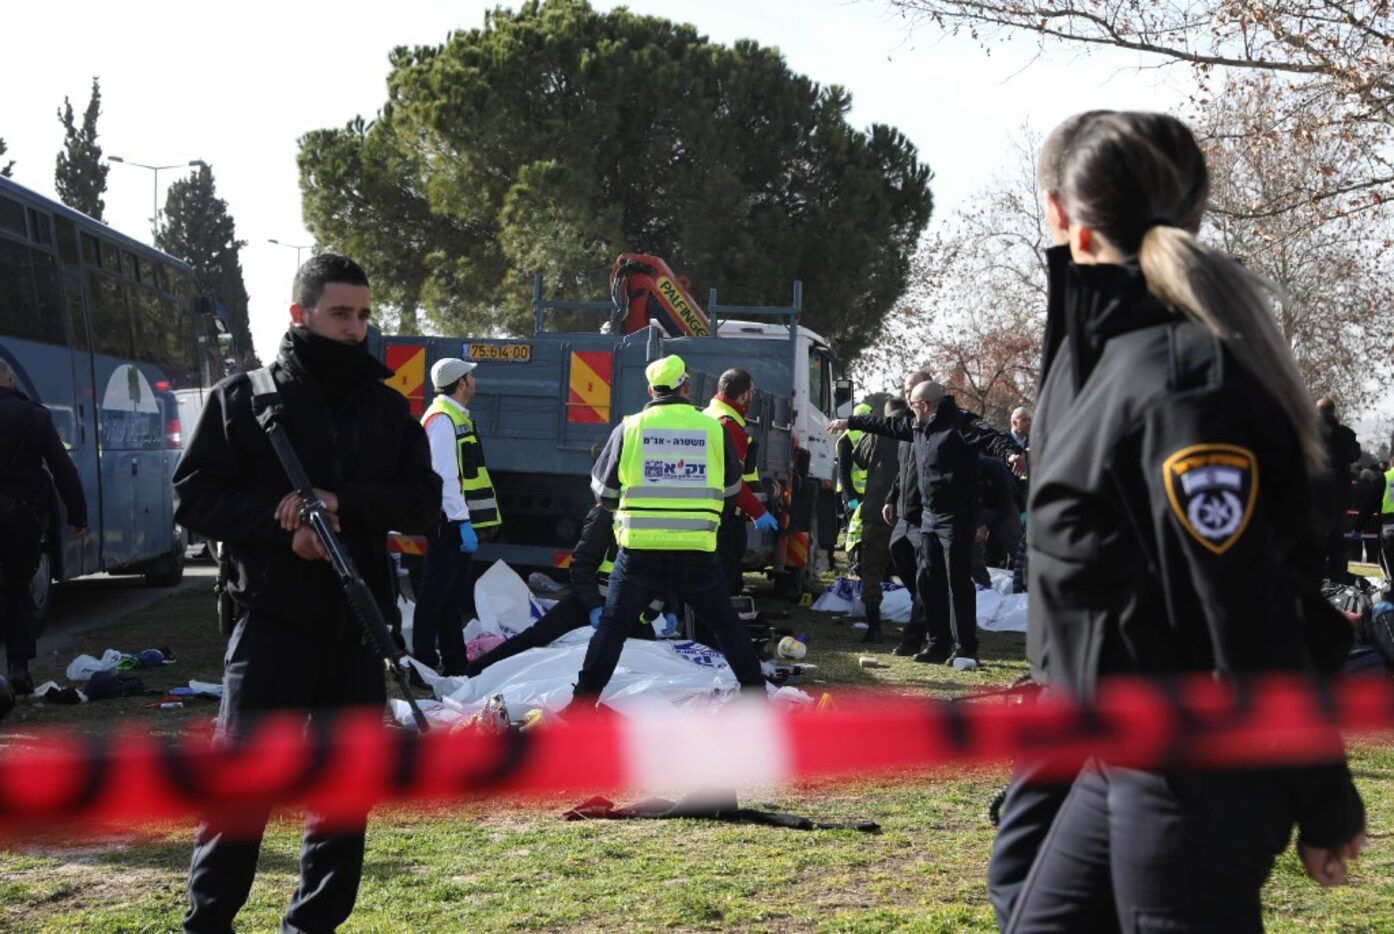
{"left": 280, "top": 327, "right": 388, "bottom": 400}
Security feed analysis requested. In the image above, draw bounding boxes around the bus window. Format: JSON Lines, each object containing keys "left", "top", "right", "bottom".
{"left": 81, "top": 232, "right": 100, "bottom": 266}
{"left": 121, "top": 251, "right": 139, "bottom": 281}
{"left": 0, "top": 197, "right": 22, "bottom": 235}
{"left": 100, "top": 240, "right": 121, "bottom": 274}
{"left": 0, "top": 238, "right": 43, "bottom": 341}
{"left": 27, "top": 209, "right": 52, "bottom": 249}
{"left": 89, "top": 271, "right": 132, "bottom": 357}
{"left": 165, "top": 296, "right": 196, "bottom": 379}
{"left": 65, "top": 284, "right": 89, "bottom": 352}
{"left": 132, "top": 287, "right": 169, "bottom": 370}
{"left": 30, "top": 249, "right": 67, "bottom": 345}
{"left": 55, "top": 217, "right": 80, "bottom": 266}
{"left": 139, "top": 257, "right": 156, "bottom": 287}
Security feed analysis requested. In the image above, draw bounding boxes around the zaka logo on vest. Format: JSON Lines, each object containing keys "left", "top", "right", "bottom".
{"left": 643, "top": 458, "right": 708, "bottom": 482}
{"left": 1162, "top": 444, "right": 1258, "bottom": 555}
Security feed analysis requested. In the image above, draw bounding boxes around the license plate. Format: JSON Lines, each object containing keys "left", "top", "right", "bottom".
{"left": 466, "top": 342, "right": 532, "bottom": 362}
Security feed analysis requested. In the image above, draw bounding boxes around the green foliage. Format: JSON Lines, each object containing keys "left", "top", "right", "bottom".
{"left": 157, "top": 166, "right": 258, "bottom": 366}
{"left": 0, "top": 137, "right": 12, "bottom": 178}
{"left": 54, "top": 77, "right": 108, "bottom": 220}
{"left": 297, "top": 0, "right": 933, "bottom": 358}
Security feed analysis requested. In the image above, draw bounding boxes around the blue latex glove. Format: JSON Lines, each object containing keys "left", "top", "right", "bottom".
{"left": 753, "top": 512, "right": 779, "bottom": 533}
{"left": 656, "top": 612, "right": 679, "bottom": 636}
{"left": 589, "top": 607, "right": 603, "bottom": 628}
{"left": 457, "top": 521, "right": 479, "bottom": 555}
{"left": 847, "top": 498, "right": 861, "bottom": 512}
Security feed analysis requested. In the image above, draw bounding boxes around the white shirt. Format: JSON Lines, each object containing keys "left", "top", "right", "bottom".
{"left": 424, "top": 395, "right": 470, "bottom": 521}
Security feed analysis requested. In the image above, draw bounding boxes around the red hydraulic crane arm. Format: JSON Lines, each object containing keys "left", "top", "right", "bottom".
{"left": 609, "top": 253, "right": 711, "bottom": 337}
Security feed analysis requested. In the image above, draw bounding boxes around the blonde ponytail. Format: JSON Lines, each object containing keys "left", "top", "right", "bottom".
{"left": 1138, "top": 225, "right": 1328, "bottom": 477}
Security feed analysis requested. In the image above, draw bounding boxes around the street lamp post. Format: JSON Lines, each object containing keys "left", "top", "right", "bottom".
{"left": 267, "top": 239, "right": 314, "bottom": 268}
{"left": 107, "top": 156, "right": 206, "bottom": 242}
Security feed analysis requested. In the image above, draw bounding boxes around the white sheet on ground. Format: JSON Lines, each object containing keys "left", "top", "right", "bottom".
{"left": 810, "top": 568, "right": 1028, "bottom": 633}
{"left": 390, "top": 562, "right": 810, "bottom": 728}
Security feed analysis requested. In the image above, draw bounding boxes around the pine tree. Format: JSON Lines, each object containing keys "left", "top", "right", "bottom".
{"left": 0, "top": 137, "right": 13, "bottom": 178}
{"left": 157, "top": 165, "right": 258, "bottom": 366}
{"left": 54, "top": 77, "right": 109, "bottom": 219}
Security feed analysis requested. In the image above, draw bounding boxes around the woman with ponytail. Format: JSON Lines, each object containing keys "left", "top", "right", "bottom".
{"left": 999, "top": 112, "right": 1366, "bottom": 932}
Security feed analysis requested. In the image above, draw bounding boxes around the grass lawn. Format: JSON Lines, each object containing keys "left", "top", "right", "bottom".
{"left": 0, "top": 577, "right": 1391, "bottom": 932}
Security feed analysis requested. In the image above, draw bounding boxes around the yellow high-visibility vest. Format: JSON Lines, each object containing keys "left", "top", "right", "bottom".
{"left": 421, "top": 398, "right": 501, "bottom": 529}
{"left": 703, "top": 397, "right": 760, "bottom": 485}
{"left": 617, "top": 404, "right": 726, "bottom": 551}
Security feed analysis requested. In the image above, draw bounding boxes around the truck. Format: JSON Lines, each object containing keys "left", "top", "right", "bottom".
{"left": 372, "top": 256, "right": 853, "bottom": 593}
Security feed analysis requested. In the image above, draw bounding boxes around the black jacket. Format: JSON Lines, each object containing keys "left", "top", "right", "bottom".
{"left": 1027, "top": 248, "right": 1362, "bottom": 846}
{"left": 887, "top": 439, "right": 922, "bottom": 527}
{"left": 851, "top": 399, "right": 1021, "bottom": 525}
{"left": 173, "top": 329, "right": 440, "bottom": 633}
{"left": 852, "top": 432, "right": 899, "bottom": 524}
{"left": 1320, "top": 420, "right": 1361, "bottom": 517}
{"left": 0, "top": 385, "right": 86, "bottom": 526}
{"left": 976, "top": 455, "right": 1019, "bottom": 528}
{"left": 569, "top": 504, "right": 618, "bottom": 612}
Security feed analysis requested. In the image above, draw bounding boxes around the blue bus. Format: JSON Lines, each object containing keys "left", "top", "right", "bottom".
{"left": 0, "top": 175, "right": 233, "bottom": 619}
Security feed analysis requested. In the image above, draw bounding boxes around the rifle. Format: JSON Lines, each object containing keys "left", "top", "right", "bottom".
{"left": 248, "top": 368, "right": 431, "bottom": 732}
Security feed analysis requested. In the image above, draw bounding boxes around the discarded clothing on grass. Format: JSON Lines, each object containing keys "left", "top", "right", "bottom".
{"left": 86, "top": 670, "right": 155, "bottom": 700}
{"left": 65, "top": 647, "right": 175, "bottom": 682}
{"left": 562, "top": 791, "right": 880, "bottom": 833}
{"left": 812, "top": 568, "right": 1028, "bottom": 633}
{"left": 35, "top": 682, "right": 85, "bottom": 704}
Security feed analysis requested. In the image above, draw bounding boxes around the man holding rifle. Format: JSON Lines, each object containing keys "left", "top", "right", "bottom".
{"left": 173, "top": 253, "right": 440, "bottom": 934}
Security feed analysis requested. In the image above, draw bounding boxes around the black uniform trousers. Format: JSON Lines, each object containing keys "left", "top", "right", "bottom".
{"left": 889, "top": 520, "right": 928, "bottom": 652}
{"left": 412, "top": 520, "right": 473, "bottom": 673}
{"left": 466, "top": 593, "right": 654, "bottom": 677}
{"left": 185, "top": 612, "right": 386, "bottom": 934}
{"left": 987, "top": 761, "right": 1073, "bottom": 929}
{"left": 0, "top": 497, "right": 43, "bottom": 664}
{"left": 919, "top": 516, "right": 979, "bottom": 659}
{"left": 717, "top": 510, "right": 747, "bottom": 596}
{"left": 574, "top": 548, "right": 765, "bottom": 698}
{"left": 1004, "top": 762, "right": 1293, "bottom": 933}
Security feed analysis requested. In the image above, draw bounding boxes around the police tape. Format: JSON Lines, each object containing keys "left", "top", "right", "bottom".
{"left": 1, "top": 672, "right": 1393, "bottom": 835}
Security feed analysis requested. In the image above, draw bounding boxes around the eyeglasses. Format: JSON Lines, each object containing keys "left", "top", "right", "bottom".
{"left": 908, "top": 400, "right": 929, "bottom": 408}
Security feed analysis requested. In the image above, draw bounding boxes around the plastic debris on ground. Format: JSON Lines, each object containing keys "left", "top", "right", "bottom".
{"left": 812, "top": 569, "right": 1028, "bottom": 633}
{"left": 390, "top": 562, "right": 812, "bottom": 729}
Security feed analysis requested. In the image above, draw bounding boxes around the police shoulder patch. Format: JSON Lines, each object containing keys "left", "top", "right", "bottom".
{"left": 1161, "top": 443, "right": 1259, "bottom": 555}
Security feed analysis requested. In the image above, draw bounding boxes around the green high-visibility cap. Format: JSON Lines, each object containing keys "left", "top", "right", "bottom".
{"left": 853, "top": 403, "right": 872, "bottom": 416}
{"left": 646, "top": 354, "right": 687, "bottom": 389}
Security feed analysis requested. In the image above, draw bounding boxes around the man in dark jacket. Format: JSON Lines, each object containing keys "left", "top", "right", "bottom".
{"left": 0, "top": 360, "right": 87, "bottom": 695}
{"left": 829, "top": 381, "right": 1024, "bottom": 667}
{"left": 174, "top": 253, "right": 440, "bottom": 934}
{"left": 464, "top": 503, "right": 657, "bottom": 676}
{"left": 850, "top": 398, "right": 904, "bottom": 643}
{"left": 884, "top": 370, "right": 931, "bottom": 658}
{"left": 1317, "top": 397, "right": 1361, "bottom": 582}
{"left": 971, "top": 454, "right": 1023, "bottom": 587}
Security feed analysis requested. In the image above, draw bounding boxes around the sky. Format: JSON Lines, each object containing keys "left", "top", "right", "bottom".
{"left": 27, "top": 2, "right": 1386, "bottom": 437}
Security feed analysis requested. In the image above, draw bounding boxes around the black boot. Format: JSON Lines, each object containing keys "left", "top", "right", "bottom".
{"left": 860, "top": 606, "right": 883, "bottom": 644}
{"left": 6, "top": 662, "right": 33, "bottom": 696}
